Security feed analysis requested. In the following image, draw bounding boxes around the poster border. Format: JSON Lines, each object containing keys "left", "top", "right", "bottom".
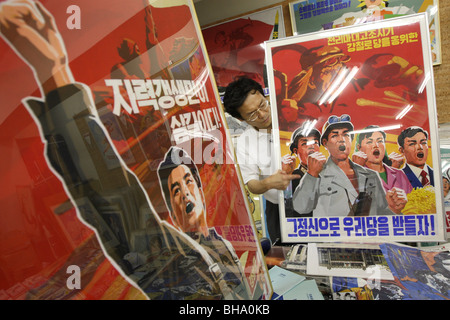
{"left": 190, "top": 0, "right": 274, "bottom": 299}
{"left": 288, "top": 0, "right": 442, "bottom": 65}
{"left": 265, "top": 13, "right": 446, "bottom": 243}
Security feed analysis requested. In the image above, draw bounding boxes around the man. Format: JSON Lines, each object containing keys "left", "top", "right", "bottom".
{"left": 157, "top": 146, "right": 251, "bottom": 299}
{"left": 353, "top": 125, "right": 411, "bottom": 212}
{"left": 158, "top": 147, "right": 208, "bottom": 235}
{"left": 223, "top": 77, "right": 300, "bottom": 244}
{"left": 397, "top": 126, "right": 434, "bottom": 188}
{"left": 283, "top": 121, "right": 321, "bottom": 217}
{"left": 289, "top": 121, "right": 321, "bottom": 191}
{"left": 293, "top": 114, "right": 402, "bottom": 217}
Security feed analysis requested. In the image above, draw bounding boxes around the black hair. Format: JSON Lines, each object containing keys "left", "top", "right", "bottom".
{"left": 357, "top": 125, "right": 385, "bottom": 145}
{"left": 321, "top": 123, "right": 354, "bottom": 146}
{"left": 357, "top": 125, "right": 391, "bottom": 165}
{"left": 397, "top": 126, "right": 428, "bottom": 148}
{"left": 289, "top": 126, "right": 321, "bottom": 154}
{"left": 157, "top": 147, "right": 201, "bottom": 212}
{"left": 223, "top": 76, "right": 264, "bottom": 120}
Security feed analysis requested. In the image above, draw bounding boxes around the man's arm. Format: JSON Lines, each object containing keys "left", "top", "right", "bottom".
{"left": 0, "top": 0, "right": 73, "bottom": 95}
{"left": 247, "top": 170, "right": 300, "bottom": 194}
{"left": 292, "top": 173, "right": 320, "bottom": 214}
{"left": 235, "top": 136, "right": 300, "bottom": 195}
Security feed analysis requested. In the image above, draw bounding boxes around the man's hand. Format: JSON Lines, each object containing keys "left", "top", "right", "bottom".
{"left": 247, "top": 170, "right": 301, "bottom": 194}
{"left": 386, "top": 187, "right": 407, "bottom": 214}
{"left": 0, "top": 0, "right": 73, "bottom": 94}
{"left": 306, "top": 151, "right": 326, "bottom": 177}
{"left": 266, "top": 170, "right": 301, "bottom": 191}
{"left": 352, "top": 150, "right": 367, "bottom": 167}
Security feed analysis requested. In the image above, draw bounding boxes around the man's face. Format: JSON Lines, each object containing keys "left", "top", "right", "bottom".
{"left": 294, "top": 136, "right": 320, "bottom": 165}
{"left": 189, "top": 55, "right": 202, "bottom": 77}
{"left": 400, "top": 131, "right": 428, "bottom": 168}
{"left": 323, "top": 127, "right": 352, "bottom": 161}
{"left": 168, "top": 165, "right": 205, "bottom": 232}
{"left": 358, "top": 131, "right": 385, "bottom": 165}
{"left": 318, "top": 63, "right": 344, "bottom": 91}
{"left": 237, "top": 90, "right": 272, "bottom": 130}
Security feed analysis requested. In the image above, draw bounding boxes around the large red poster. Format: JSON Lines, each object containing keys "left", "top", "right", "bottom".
{"left": 0, "top": 0, "right": 271, "bottom": 300}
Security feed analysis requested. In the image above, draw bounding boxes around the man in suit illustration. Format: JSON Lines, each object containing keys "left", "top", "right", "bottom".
{"left": 397, "top": 126, "right": 434, "bottom": 189}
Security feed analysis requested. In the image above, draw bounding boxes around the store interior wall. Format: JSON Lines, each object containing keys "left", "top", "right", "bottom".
{"left": 194, "top": 0, "right": 450, "bottom": 124}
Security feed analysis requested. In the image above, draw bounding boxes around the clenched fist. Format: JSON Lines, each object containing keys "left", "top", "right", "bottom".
{"left": 307, "top": 151, "right": 326, "bottom": 177}
{"left": 0, "top": 0, "right": 73, "bottom": 94}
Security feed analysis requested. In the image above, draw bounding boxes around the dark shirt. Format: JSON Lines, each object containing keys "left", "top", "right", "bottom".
{"left": 286, "top": 164, "right": 312, "bottom": 217}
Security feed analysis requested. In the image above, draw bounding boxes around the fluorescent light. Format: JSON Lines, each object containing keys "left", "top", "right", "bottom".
{"left": 418, "top": 72, "right": 431, "bottom": 94}
{"left": 328, "top": 66, "right": 359, "bottom": 104}
{"left": 318, "top": 67, "right": 349, "bottom": 105}
{"left": 350, "top": 124, "right": 402, "bottom": 135}
{"left": 395, "top": 104, "right": 414, "bottom": 120}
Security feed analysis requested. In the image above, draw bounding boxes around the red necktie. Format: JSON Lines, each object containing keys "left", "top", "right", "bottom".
{"left": 420, "top": 170, "right": 430, "bottom": 186}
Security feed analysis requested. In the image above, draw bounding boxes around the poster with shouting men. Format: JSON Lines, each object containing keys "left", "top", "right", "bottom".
{"left": 265, "top": 13, "right": 446, "bottom": 243}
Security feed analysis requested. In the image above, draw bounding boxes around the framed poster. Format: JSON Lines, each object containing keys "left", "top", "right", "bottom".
{"left": 289, "top": 0, "right": 442, "bottom": 65}
{"left": 439, "top": 123, "right": 450, "bottom": 237}
{"left": 0, "top": 0, "right": 271, "bottom": 300}
{"left": 202, "top": 5, "right": 286, "bottom": 95}
{"left": 265, "top": 13, "right": 446, "bottom": 243}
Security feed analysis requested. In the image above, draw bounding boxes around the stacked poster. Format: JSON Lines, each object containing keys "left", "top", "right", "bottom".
{"left": 331, "top": 243, "right": 450, "bottom": 300}
{"left": 289, "top": 0, "right": 441, "bottom": 65}
{"left": 202, "top": 6, "right": 286, "bottom": 95}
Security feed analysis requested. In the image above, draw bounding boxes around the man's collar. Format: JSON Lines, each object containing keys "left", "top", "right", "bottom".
{"left": 407, "top": 163, "right": 428, "bottom": 177}
{"left": 246, "top": 125, "right": 272, "bottom": 139}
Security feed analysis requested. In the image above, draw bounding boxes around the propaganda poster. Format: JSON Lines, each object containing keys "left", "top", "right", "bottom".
{"left": 265, "top": 13, "right": 446, "bottom": 243}
{"left": 0, "top": 0, "right": 271, "bottom": 300}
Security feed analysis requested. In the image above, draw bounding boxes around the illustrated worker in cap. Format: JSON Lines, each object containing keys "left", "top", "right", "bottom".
{"left": 288, "top": 121, "right": 321, "bottom": 192}
{"left": 292, "top": 114, "right": 402, "bottom": 217}
{"left": 284, "top": 121, "right": 321, "bottom": 217}
{"left": 157, "top": 146, "right": 251, "bottom": 299}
